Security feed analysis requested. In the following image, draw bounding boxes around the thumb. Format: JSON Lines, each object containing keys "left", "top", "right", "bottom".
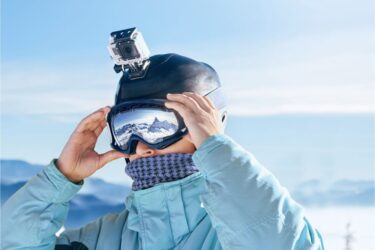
{"left": 98, "top": 150, "right": 129, "bottom": 168}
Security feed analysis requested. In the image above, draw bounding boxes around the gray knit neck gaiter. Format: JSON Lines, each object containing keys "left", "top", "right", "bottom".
{"left": 125, "top": 153, "right": 199, "bottom": 191}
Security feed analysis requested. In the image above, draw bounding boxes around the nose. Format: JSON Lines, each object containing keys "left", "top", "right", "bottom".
{"left": 134, "top": 141, "right": 156, "bottom": 158}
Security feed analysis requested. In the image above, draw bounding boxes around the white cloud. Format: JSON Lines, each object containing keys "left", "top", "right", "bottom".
{"left": 2, "top": 28, "right": 374, "bottom": 119}
{"left": 223, "top": 84, "right": 374, "bottom": 116}
{"left": 1, "top": 64, "right": 119, "bottom": 121}
{"left": 216, "top": 28, "right": 375, "bottom": 115}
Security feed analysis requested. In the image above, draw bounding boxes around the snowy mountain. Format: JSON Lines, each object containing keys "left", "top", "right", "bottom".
{"left": 1, "top": 159, "right": 131, "bottom": 228}
{"left": 1, "top": 159, "right": 44, "bottom": 183}
{"left": 148, "top": 117, "right": 177, "bottom": 133}
{"left": 115, "top": 117, "right": 177, "bottom": 144}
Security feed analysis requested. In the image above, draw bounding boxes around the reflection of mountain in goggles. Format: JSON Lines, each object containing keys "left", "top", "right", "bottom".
{"left": 107, "top": 99, "right": 188, "bottom": 154}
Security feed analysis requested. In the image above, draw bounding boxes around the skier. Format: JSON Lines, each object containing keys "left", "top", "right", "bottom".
{"left": 1, "top": 53, "right": 324, "bottom": 249}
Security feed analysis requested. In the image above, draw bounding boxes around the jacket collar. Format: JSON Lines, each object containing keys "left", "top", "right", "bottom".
{"left": 124, "top": 171, "right": 207, "bottom": 250}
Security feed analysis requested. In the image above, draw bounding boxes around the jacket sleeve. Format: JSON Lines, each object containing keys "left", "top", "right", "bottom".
{"left": 191, "top": 133, "right": 325, "bottom": 250}
{"left": 54, "top": 210, "right": 130, "bottom": 250}
{"left": 1, "top": 159, "right": 83, "bottom": 250}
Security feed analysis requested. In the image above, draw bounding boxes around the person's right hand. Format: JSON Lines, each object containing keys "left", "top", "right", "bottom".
{"left": 56, "top": 106, "right": 130, "bottom": 183}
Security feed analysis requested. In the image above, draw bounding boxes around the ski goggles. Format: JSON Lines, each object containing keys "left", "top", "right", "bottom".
{"left": 106, "top": 98, "right": 189, "bottom": 154}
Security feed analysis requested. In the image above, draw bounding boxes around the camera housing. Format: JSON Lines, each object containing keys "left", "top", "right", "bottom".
{"left": 108, "top": 27, "right": 150, "bottom": 78}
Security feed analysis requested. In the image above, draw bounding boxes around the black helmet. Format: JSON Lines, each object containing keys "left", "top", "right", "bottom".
{"left": 113, "top": 53, "right": 228, "bottom": 152}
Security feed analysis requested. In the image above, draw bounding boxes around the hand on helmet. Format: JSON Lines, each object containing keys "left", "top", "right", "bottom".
{"left": 57, "top": 106, "right": 129, "bottom": 183}
{"left": 165, "top": 92, "right": 224, "bottom": 150}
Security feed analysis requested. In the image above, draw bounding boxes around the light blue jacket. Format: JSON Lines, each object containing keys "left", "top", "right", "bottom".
{"left": 1, "top": 133, "right": 324, "bottom": 249}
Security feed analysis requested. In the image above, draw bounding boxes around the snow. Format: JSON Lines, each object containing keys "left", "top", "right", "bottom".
{"left": 305, "top": 206, "right": 375, "bottom": 250}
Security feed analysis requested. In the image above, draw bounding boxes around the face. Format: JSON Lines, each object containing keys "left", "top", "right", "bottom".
{"left": 128, "top": 134, "right": 196, "bottom": 161}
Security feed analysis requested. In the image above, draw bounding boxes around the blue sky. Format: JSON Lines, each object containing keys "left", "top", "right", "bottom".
{"left": 1, "top": 0, "right": 374, "bottom": 186}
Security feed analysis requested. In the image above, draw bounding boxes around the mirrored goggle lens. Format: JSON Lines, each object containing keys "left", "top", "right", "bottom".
{"left": 112, "top": 108, "right": 179, "bottom": 147}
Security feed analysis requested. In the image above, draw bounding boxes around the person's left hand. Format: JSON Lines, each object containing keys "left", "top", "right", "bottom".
{"left": 165, "top": 92, "right": 224, "bottom": 149}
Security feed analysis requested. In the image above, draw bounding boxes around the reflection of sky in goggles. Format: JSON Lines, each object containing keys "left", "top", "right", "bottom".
{"left": 112, "top": 108, "right": 179, "bottom": 146}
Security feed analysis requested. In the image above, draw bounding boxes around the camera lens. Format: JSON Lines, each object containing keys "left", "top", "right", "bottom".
{"left": 124, "top": 46, "right": 132, "bottom": 54}
{"left": 118, "top": 42, "right": 139, "bottom": 60}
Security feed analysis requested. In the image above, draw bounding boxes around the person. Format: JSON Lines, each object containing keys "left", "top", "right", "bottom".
{"left": 1, "top": 54, "right": 324, "bottom": 250}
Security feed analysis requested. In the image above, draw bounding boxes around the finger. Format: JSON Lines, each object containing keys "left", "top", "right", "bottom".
{"left": 76, "top": 106, "right": 111, "bottom": 133}
{"left": 77, "top": 109, "right": 106, "bottom": 131}
{"left": 83, "top": 106, "right": 110, "bottom": 121}
{"left": 81, "top": 112, "right": 106, "bottom": 132}
{"left": 164, "top": 101, "right": 193, "bottom": 121}
{"left": 98, "top": 149, "right": 130, "bottom": 168}
{"left": 80, "top": 124, "right": 105, "bottom": 151}
{"left": 166, "top": 93, "right": 203, "bottom": 113}
{"left": 79, "top": 130, "right": 100, "bottom": 150}
{"left": 94, "top": 120, "right": 107, "bottom": 137}
{"left": 78, "top": 117, "right": 107, "bottom": 147}
{"left": 182, "top": 92, "right": 212, "bottom": 112}
{"left": 91, "top": 121, "right": 108, "bottom": 149}
{"left": 202, "top": 95, "right": 216, "bottom": 110}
